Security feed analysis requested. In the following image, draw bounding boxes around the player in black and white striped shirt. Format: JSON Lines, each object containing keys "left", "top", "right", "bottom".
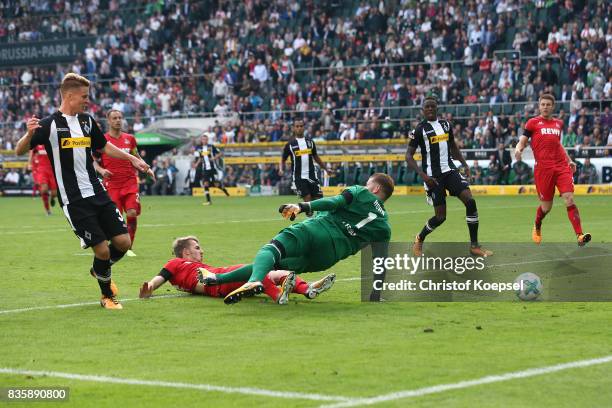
{"left": 280, "top": 120, "right": 327, "bottom": 215}
{"left": 406, "top": 97, "right": 492, "bottom": 257}
{"left": 15, "top": 73, "right": 151, "bottom": 310}
{"left": 194, "top": 134, "right": 229, "bottom": 205}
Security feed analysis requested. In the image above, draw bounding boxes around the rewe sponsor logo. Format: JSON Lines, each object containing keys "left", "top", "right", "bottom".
{"left": 541, "top": 128, "right": 561, "bottom": 136}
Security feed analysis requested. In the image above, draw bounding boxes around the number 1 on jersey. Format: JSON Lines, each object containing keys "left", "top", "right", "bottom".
{"left": 356, "top": 212, "right": 377, "bottom": 229}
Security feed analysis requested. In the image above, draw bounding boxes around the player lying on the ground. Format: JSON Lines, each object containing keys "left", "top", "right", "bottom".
{"left": 139, "top": 236, "right": 336, "bottom": 305}
{"left": 198, "top": 173, "right": 393, "bottom": 304}
{"left": 515, "top": 93, "right": 591, "bottom": 246}
{"left": 406, "top": 96, "right": 492, "bottom": 257}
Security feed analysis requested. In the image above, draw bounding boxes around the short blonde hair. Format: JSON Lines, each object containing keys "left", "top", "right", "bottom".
{"left": 172, "top": 236, "right": 199, "bottom": 258}
{"left": 60, "top": 73, "right": 90, "bottom": 94}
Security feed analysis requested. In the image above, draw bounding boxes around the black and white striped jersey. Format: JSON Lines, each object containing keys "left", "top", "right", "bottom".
{"left": 282, "top": 137, "right": 319, "bottom": 182}
{"left": 408, "top": 119, "right": 457, "bottom": 178}
{"left": 194, "top": 144, "right": 220, "bottom": 171}
{"left": 29, "top": 111, "right": 108, "bottom": 206}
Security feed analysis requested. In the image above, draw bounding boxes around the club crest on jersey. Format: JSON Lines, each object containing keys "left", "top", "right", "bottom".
{"left": 82, "top": 122, "right": 91, "bottom": 134}
{"left": 61, "top": 137, "right": 91, "bottom": 148}
{"left": 441, "top": 121, "right": 450, "bottom": 132}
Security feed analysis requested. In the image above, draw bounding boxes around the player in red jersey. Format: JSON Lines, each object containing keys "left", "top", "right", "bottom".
{"left": 515, "top": 94, "right": 591, "bottom": 246}
{"left": 94, "top": 110, "right": 154, "bottom": 256}
{"left": 28, "top": 144, "right": 57, "bottom": 215}
{"left": 138, "top": 236, "right": 336, "bottom": 304}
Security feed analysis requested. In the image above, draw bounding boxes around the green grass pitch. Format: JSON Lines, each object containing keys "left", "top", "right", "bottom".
{"left": 1, "top": 194, "right": 611, "bottom": 407}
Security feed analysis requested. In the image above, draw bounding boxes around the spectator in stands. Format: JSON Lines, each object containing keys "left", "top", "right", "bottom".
{"left": 0, "top": 0, "right": 610, "bottom": 164}
{"left": 512, "top": 158, "right": 532, "bottom": 185}
{"left": 152, "top": 159, "right": 170, "bottom": 195}
{"left": 494, "top": 143, "right": 512, "bottom": 184}
{"left": 3, "top": 168, "right": 20, "bottom": 186}
{"left": 486, "top": 155, "right": 500, "bottom": 185}
{"left": 470, "top": 160, "right": 484, "bottom": 185}
{"left": 184, "top": 160, "right": 200, "bottom": 195}
{"left": 578, "top": 158, "right": 597, "bottom": 184}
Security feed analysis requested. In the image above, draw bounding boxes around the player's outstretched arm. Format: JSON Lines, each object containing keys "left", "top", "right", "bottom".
{"left": 515, "top": 136, "right": 529, "bottom": 161}
{"left": 103, "top": 142, "right": 154, "bottom": 177}
{"left": 139, "top": 276, "right": 167, "bottom": 298}
{"left": 279, "top": 194, "right": 348, "bottom": 220}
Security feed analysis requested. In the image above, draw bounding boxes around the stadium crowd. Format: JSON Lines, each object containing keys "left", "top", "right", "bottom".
{"left": 0, "top": 0, "right": 611, "bottom": 190}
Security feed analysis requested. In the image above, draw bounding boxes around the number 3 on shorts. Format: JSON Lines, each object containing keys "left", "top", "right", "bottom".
{"left": 356, "top": 212, "right": 377, "bottom": 229}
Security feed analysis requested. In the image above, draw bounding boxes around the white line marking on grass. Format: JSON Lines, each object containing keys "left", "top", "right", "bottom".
{"left": 489, "top": 253, "right": 612, "bottom": 268}
{"left": 320, "top": 355, "right": 612, "bottom": 408}
{"left": 0, "top": 368, "right": 350, "bottom": 402}
{"left": 337, "top": 277, "right": 363, "bottom": 282}
{"left": 0, "top": 294, "right": 188, "bottom": 316}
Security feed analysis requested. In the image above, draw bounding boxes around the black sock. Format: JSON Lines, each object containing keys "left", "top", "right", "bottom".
{"left": 92, "top": 257, "right": 113, "bottom": 297}
{"left": 465, "top": 198, "right": 479, "bottom": 245}
{"left": 205, "top": 186, "right": 211, "bottom": 202}
{"left": 109, "top": 243, "right": 126, "bottom": 265}
{"left": 222, "top": 186, "right": 229, "bottom": 196}
{"left": 418, "top": 215, "right": 446, "bottom": 241}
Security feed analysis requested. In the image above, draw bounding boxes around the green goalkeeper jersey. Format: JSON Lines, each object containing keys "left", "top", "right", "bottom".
{"left": 307, "top": 185, "right": 391, "bottom": 262}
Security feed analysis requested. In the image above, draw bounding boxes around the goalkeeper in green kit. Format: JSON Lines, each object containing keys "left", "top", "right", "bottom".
{"left": 198, "top": 173, "right": 394, "bottom": 305}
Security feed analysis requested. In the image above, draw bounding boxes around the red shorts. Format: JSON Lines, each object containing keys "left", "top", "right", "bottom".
{"left": 33, "top": 167, "right": 57, "bottom": 190}
{"left": 106, "top": 182, "right": 141, "bottom": 215}
{"left": 534, "top": 164, "right": 574, "bottom": 201}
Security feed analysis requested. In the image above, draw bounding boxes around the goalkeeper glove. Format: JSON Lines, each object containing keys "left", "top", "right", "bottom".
{"left": 278, "top": 202, "right": 310, "bottom": 221}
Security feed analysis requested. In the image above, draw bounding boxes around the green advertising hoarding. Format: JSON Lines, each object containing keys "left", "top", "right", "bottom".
{"left": 135, "top": 132, "right": 182, "bottom": 146}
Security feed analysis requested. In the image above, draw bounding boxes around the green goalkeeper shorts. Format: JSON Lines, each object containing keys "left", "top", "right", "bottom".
{"left": 273, "top": 220, "right": 339, "bottom": 273}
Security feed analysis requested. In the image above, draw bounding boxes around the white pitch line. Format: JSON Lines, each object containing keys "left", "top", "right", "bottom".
{"left": 488, "top": 253, "right": 612, "bottom": 268}
{"left": 0, "top": 294, "right": 188, "bottom": 316}
{"left": 320, "top": 355, "right": 612, "bottom": 408}
{"left": 0, "top": 368, "right": 350, "bottom": 402}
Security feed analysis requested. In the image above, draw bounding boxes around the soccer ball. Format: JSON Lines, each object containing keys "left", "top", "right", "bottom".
{"left": 515, "top": 272, "right": 543, "bottom": 301}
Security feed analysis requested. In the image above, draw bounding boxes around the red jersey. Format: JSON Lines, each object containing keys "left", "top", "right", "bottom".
{"left": 32, "top": 145, "right": 52, "bottom": 171}
{"left": 100, "top": 132, "right": 138, "bottom": 186}
{"left": 161, "top": 258, "right": 244, "bottom": 297}
{"left": 523, "top": 116, "right": 567, "bottom": 167}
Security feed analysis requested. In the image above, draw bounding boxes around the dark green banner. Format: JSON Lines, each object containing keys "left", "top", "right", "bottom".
{"left": 0, "top": 37, "right": 95, "bottom": 67}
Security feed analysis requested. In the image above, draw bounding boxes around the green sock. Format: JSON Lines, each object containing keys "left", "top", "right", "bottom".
{"left": 248, "top": 246, "right": 278, "bottom": 283}
{"left": 215, "top": 264, "right": 253, "bottom": 284}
